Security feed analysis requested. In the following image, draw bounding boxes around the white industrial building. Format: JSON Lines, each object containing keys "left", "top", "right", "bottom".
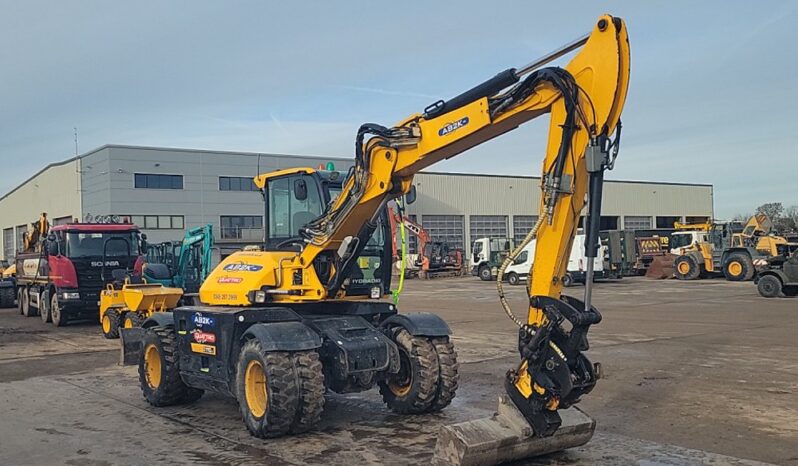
{"left": 0, "top": 145, "right": 713, "bottom": 263}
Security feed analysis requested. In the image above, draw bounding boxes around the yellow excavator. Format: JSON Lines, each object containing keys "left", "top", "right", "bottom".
{"left": 120, "top": 15, "right": 629, "bottom": 465}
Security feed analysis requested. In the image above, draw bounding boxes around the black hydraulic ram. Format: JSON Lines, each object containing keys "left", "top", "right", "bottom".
{"left": 582, "top": 138, "right": 609, "bottom": 314}
{"left": 423, "top": 34, "right": 590, "bottom": 120}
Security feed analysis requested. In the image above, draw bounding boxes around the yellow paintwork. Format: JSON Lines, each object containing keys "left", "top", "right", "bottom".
{"left": 199, "top": 15, "right": 630, "bottom": 319}
{"left": 674, "top": 221, "right": 711, "bottom": 232}
{"left": 191, "top": 342, "right": 217, "bottom": 356}
{"left": 253, "top": 167, "right": 315, "bottom": 189}
{"left": 99, "top": 279, "right": 183, "bottom": 326}
{"left": 144, "top": 344, "right": 162, "bottom": 389}
{"left": 244, "top": 359, "right": 268, "bottom": 417}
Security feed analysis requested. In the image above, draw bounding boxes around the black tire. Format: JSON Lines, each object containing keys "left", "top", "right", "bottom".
{"left": 379, "top": 328, "right": 440, "bottom": 414}
{"left": 39, "top": 290, "right": 51, "bottom": 323}
{"left": 723, "top": 253, "right": 754, "bottom": 281}
{"left": 123, "top": 312, "right": 146, "bottom": 329}
{"left": 674, "top": 255, "right": 700, "bottom": 280}
{"left": 102, "top": 309, "right": 121, "bottom": 339}
{"left": 429, "top": 337, "right": 459, "bottom": 412}
{"left": 478, "top": 265, "right": 492, "bottom": 281}
{"left": 507, "top": 272, "right": 520, "bottom": 286}
{"left": 17, "top": 288, "right": 24, "bottom": 314}
{"left": 21, "top": 288, "right": 38, "bottom": 317}
{"left": 236, "top": 339, "right": 325, "bottom": 438}
{"left": 139, "top": 326, "right": 203, "bottom": 406}
{"left": 562, "top": 273, "right": 574, "bottom": 288}
{"left": 0, "top": 286, "right": 15, "bottom": 308}
{"left": 50, "top": 293, "right": 67, "bottom": 327}
{"left": 757, "top": 275, "right": 783, "bottom": 298}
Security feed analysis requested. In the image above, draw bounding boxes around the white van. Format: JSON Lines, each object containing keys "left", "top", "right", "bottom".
{"left": 504, "top": 234, "right": 607, "bottom": 287}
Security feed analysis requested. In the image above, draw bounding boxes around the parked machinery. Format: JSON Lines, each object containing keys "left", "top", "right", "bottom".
{"left": 142, "top": 224, "right": 214, "bottom": 294}
{"left": 100, "top": 272, "right": 183, "bottom": 339}
{"left": 0, "top": 261, "right": 16, "bottom": 308}
{"left": 755, "top": 250, "right": 798, "bottom": 298}
{"left": 470, "top": 237, "right": 513, "bottom": 281}
{"left": 388, "top": 207, "right": 463, "bottom": 279}
{"left": 673, "top": 214, "right": 796, "bottom": 281}
{"left": 15, "top": 214, "right": 143, "bottom": 326}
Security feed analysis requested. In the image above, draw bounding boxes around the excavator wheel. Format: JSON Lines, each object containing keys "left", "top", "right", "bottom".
{"left": 723, "top": 253, "right": 754, "bottom": 281}
{"left": 139, "top": 326, "right": 204, "bottom": 406}
{"left": 674, "top": 255, "right": 700, "bottom": 280}
{"left": 429, "top": 337, "right": 459, "bottom": 411}
{"left": 757, "top": 275, "right": 783, "bottom": 298}
{"left": 102, "top": 310, "right": 121, "bottom": 339}
{"left": 379, "top": 328, "right": 442, "bottom": 414}
{"left": 236, "top": 340, "right": 325, "bottom": 438}
{"left": 123, "top": 312, "right": 146, "bottom": 329}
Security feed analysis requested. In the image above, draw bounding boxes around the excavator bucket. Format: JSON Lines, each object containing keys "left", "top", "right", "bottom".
{"left": 646, "top": 254, "right": 675, "bottom": 279}
{"left": 432, "top": 395, "right": 595, "bottom": 466}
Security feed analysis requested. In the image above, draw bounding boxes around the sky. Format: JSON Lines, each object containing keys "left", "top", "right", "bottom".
{"left": 1, "top": 1, "right": 796, "bottom": 218}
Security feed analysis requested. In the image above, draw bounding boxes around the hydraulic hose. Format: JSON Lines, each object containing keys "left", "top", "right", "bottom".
{"left": 392, "top": 218, "right": 407, "bottom": 305}
{"left": 496, "top": 215, "right": 545, "bottom": 331}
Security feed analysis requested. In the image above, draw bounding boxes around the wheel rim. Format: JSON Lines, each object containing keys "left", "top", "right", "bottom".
{"left": 124, "top": 316, "right": 134, "bottom": 328}
{"left": 762, "top": 280, "right": 775, "bottom": 294}
{"left": 102, "top": 314, "right": 111, "bottom": 333}
{"left": 144, "top": 344, "right": 162, "bottom": 389}
{"left": 388, "top": 350, "right": 412, "bottom": 397}
{"left": 51, "top": 297, "right": 60, "bottom": 321}
{"left": 728, "top": 261, "right": 742, "bottom": 276}
{"left": 245, "top": 360, "right": 268, "bottom": 418}
{"left": 678, "top": 262, "right": 690, "bottom": 274}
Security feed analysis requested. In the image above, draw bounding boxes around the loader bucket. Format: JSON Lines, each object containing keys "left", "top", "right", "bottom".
{"left": 123, "top": 284, "right": 183, "bottom": 312}
{"left": 432, "top": 395, "right": 595, "bottom": 466}
{"left": 646, "top": 254, "right": 675, "bottom": 279}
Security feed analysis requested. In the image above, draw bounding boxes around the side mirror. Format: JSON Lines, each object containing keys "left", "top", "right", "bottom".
{"left": 47, "top": 233, "right": 56, "bottom": 242}
{"left": 294, "top": 179, "right": 308, "bottom": 201}
{"left": 405, "top": 185, "right": 417, "bottom": 205}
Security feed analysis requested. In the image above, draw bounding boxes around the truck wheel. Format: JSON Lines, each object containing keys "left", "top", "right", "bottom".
{"left": 39, "top": 290, "right": 51, "bottom": 323}
{"left": 757, "top": 275, "right": 783, "bottom": 298}
{"left": 102, "top": 310, "right": 121, "bottom": 339}
{"left": 17, "top": 288, "right": 24, "bottom": 314}
{"left": 139, "top": 326, "right": 204, "bottom": 406}
{"left": 428, "top": 337, "right": 459, "bottom": 412}
{"left": 236, "top": 340, "right": 325, "bottom": 438}
{"left": 379, "top": 328, "right": 440, "bottom": 414}
{"left": 478, "top": 265, "right": 492, "bottom": 281}
{"left": 507, "top": 272, "right": 520, "bottom": 286}
{"left": 723, "top": 253, "right": 754, "bottom": 281}
{"left": 22, "top": 288, "right": 38, "bottom": 317}
{"left": 562, "top": 273, "right": 574, "bottom": 288}
{"left": 674, "top": 256, "right": 700, "bottom": 280}
{"left": 50, "top": 293, "right": 67, "bottom": 327}
{"left": 123, "top": 312, "right": 146, "bottom": 329}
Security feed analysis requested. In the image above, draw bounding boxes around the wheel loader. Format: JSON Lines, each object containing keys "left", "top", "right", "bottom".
{"left": 120, "top": 15, "right": 630, "bottom": 465}
{"left": 99, "top": 271, "right": 183, "bottom": 339}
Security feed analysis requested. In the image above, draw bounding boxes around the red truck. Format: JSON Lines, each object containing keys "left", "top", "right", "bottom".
{"left": 16, "top": 221, "right": 143, "bottom": 326}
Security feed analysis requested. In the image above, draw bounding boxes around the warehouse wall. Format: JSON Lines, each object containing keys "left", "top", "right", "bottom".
{"left": 0, "top": 159, "right": 81, "bottom": 261}
{"left": 93, "top": 146, "right": 350, "bottom": 262}
{"left": 405, "top": 172, "right": 713, "bottom": 254}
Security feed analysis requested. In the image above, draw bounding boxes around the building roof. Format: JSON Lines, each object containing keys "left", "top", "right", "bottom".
{"left": 1, "top": 144, "right": 712, "bottom": 203}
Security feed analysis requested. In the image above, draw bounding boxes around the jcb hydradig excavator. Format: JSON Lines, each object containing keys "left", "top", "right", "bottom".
{"left": 121, "top": 15, "right": 629, "bottom": 465}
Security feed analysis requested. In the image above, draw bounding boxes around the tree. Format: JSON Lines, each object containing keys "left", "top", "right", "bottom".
{"left": 779, "top": 205, "right": 798, "bottom": 232}
{"left": 756, "top": 202, "right": 784, "bottom": 221}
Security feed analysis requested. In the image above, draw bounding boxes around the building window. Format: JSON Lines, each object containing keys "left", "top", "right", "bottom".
{"left": 219, "top": 176, "right": 259, "bottom": 191}
{"left": 53, "top": 216, "right": 73, "bottom": 226}
{"left": 134, "top": 173, "right": 183, "bottom": 189}
{"left": 221, "top": 215, "right": 263, "bottom": 240}
{"left": 15, "top": 225, "right": 26, "bottom": 252}
{"left": 126, "top": 215, "right": 185, "bottom": 230}
{"left": 600, "top": 216, "right": 619, "bottom": 230}
{"left": 624, "top": 216, "right": 652, "bottom": 230}
{"left": 656, "top": 216, "right": 681, "bottom": 229}
{"left": 470, "top": 215, "right": 508, "bottom": 243}
{"left": 422, "top": 215, "right": 465, "bottom": 250}
{"left": 685, "top": 216, "right": 710, "bottom": 224}
{"left": 512, "top": 216, "right": 539, "bottom": 245}
{"left": 3, "top": 228, "right": 13, "bottom": 260}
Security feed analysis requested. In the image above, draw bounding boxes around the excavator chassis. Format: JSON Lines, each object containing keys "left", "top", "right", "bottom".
{"left": 433, "top": 395, "right": 595, "bottom": 465}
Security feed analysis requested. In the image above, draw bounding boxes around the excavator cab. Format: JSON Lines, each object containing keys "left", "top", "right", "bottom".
{"left": 257, "top": 168, "right": 393, "bottom": 298}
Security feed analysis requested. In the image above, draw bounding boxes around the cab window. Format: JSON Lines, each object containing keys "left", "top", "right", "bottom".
{"left": 267, "top": 174, "right": 324, "bottom": 244}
